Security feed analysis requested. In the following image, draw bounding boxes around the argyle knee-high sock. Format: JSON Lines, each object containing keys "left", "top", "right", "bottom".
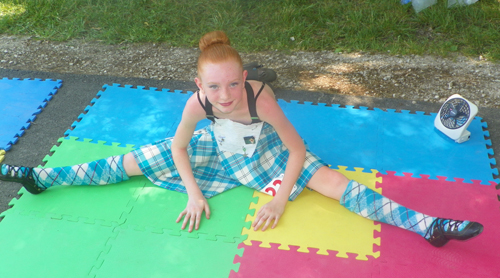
{"left": 32, "top": 155, "right": 130, "bottom": 189}
{"left": 340, "top": 180, "right": 441, "bottom": 239}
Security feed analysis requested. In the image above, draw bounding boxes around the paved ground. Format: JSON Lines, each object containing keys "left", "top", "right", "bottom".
{"left": 1, "top": 68, "right": 499, "bottom": 214}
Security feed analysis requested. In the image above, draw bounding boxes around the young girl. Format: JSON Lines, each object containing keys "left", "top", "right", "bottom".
{"left": 0, "top": 31, "right": 483, "bottom": 248}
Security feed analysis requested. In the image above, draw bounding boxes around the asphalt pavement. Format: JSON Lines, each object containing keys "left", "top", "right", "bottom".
{"left": 1, "top": 68, "right": 499, "bottom": 214}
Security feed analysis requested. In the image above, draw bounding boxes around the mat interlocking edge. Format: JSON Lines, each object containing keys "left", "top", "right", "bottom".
{"left": 231, "top": 241, "right": 380, "bottom": 278}
{"left": 0, "top": 78, "right": 62, "bottom": 151}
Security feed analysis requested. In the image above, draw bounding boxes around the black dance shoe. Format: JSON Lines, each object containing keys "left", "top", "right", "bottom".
{"left": 0, "top": 164, "right": 45, "bottom": 194}
{"left": 244, "top": 62, "right": 277, "bottom": 83}
{"left": 425, "top": 218, "right": 483, "bottom": 247}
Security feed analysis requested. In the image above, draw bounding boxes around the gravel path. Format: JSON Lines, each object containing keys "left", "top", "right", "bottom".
{"left": 1, "top": 35, "right": 499, "bottom": 108}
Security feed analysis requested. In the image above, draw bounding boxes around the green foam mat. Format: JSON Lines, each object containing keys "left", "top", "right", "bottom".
{"left": 0, "top": 213, "right": 115, "bottom": 277}
{"left": 126, "top": 185, "right": 256, "bottom": 242}
{"left": 4, "top": 137, "right": 142, "bottom": 225}
{"left": 0, "top": 137, "right": 255, "bottom": 277}
{"left": 92, "top": 226, "right": 243, "bottom": 277}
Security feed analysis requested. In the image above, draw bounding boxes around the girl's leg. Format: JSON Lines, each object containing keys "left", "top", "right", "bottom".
{"left": 305, "top": 166, "right": 350, "bottom": 200}
{"left": 306, "top": 166, "right": 483, "bottom": 247}
{"left": 122, "top": 152, "right": 143, "bottom": 176}
{"left": 0, "top": 152, "right": 142, "bottom": 194}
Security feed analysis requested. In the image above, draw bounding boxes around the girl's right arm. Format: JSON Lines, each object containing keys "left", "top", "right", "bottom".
{"left": 171, "top": 94, "right": 210, "bottom": 233}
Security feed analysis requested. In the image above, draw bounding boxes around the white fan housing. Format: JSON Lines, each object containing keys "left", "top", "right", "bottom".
{"left": 434, "top": 94, "right": 478, "bottom": 143}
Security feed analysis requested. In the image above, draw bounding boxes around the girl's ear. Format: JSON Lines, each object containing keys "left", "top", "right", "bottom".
{"left": 194, "top": 77, "right": 203, "bottom": 90}
{"left": 242, "top": 69, "right": 248, "bottom": 82}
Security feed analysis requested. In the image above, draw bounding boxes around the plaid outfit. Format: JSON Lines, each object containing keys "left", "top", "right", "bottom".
{"left": 132, "top": 122, "right": 327, "bottom": 201}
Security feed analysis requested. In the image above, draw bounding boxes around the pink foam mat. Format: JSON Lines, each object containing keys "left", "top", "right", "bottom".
{"left": 376, "top": 172, "right": 500, "bottom": 278}
{"left": 231, "top": 241, "right": 379, "bottom": 278}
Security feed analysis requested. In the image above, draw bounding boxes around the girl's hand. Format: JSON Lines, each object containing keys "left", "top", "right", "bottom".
{"left": 176, "top": 194, "right": 211, "bottom": 233}
{"left": 252, "top": 200, "right": 286, "bottom": 231}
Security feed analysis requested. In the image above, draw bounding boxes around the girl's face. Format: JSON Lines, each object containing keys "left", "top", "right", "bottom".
{"left": 195, "top": 60, "right": 248, "bottom": 115}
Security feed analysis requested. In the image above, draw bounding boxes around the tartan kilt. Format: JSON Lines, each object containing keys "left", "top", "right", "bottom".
{"left": 131, "top": 123, "right": 327, "bottom": 201}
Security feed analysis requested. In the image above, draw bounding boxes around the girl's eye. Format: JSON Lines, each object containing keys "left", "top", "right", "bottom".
{"left": 230, "top": 82, "right": 238, "bottom": 87}
{"left": 209, "top": 85, "right": 218, "bottom": 90}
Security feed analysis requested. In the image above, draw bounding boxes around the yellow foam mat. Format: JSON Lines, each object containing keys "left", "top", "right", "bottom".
{"left": 242, "top": 166, "right": 382, "bottom": 260}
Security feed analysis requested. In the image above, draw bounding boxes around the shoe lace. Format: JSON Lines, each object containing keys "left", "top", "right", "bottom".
{"left": 2, "top": 164, "right": 32, "bottom": 178}
{"left": 437, "top": 218, "right": 465, "bottom": 232}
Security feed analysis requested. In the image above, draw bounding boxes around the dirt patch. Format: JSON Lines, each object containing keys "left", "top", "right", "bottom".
{"left": 1, "top": 35, "right": 499, "bottom": 108}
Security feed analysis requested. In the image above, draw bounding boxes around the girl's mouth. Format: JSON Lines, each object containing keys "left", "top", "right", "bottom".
{"left": 219, "top": 101, "right": 233, "bottom": 107}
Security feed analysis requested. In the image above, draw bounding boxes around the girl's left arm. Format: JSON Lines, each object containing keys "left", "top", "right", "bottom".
{"left": 251, "top": 83, "right": 306, "bottom": 231}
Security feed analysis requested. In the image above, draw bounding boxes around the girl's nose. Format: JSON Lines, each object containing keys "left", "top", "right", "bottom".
{"left": 220, "top": 88, "right": 230, "bottom": 100}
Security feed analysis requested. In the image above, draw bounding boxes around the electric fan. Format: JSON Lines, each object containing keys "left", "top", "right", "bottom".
{"left": 434, "top": 94, "right": 478, "bottom": 143}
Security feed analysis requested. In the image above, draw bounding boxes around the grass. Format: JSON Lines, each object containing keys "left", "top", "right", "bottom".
{"left": 0, "top": 0, "right": 499, "bottom": 60}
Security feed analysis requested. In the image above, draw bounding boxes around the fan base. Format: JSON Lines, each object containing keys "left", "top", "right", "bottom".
{"left": 454, "top": 130, "right": 471, "bottom": 143}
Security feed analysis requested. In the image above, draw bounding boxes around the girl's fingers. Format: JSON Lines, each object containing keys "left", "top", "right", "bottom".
{"left": 195, "top": 212, "right": 201, "bottom": 230}
{"left": 178, "top": 201, "right": 210, "bottom": 232}
{"left": 176, "top": 210, "right": 187, "bottom": 223}
{"left": 261, "top": 216, "right": 274, "bottom": 231}
{"left": 188, "top": 216, "right": 195, "bottom": 232}
{"left": 253, "top": 211, "right": 280, "bottom": 231}
{"left": 182, "top": 214, "right": 190, "bottom": 230}
{"left": 205, "top": 204, "right": 211, "bottom": 219}
{"left": 271, "top": 216, "right": 280, "bottom": 229}
{"left": 253, "top": 214, "right": 268, "bottom": 231}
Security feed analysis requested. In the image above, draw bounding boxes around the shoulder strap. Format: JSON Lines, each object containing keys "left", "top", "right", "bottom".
{"left": 198, "top": 82, "right": 265, "bottom": 124}
{"left": 246, "top": 82, "right": 265, "bottom": 124}
{"left": 255, "top": 82, "right": 266, "bottom": 99}
{"left": 197, "top": 91, "right": 216, "bottom": 123}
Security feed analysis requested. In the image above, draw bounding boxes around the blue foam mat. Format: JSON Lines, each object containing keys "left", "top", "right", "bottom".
{"left": 280, "top": 101, "right": 496, "bottom": 184}
{"left": 65, "top": 84, "right": 497, "bottom": 185}
{"left": 65, "top": 84, "right": 210, "bottom": 147}
{"left": 0, "top": 78, "right": 62, "bottom": 151}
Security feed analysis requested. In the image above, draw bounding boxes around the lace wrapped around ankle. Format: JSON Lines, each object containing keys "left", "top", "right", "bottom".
{"left": 0, "top": 164, "right": 45, "bottom": 194}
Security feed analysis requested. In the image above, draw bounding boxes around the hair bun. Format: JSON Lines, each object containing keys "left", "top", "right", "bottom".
{"left": 199, "top": 31, "right": 230, "bottom": 51}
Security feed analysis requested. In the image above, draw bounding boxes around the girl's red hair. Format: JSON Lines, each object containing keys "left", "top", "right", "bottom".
{"left": 197, "top": 31, "right": 242, "bottom": 75}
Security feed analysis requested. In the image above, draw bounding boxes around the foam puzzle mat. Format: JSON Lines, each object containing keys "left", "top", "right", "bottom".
{"left": 242, "top": 167, "right": 382, "bottom": 260}
{"left": 374, "top": 172, "right": 500, "bottom": 277}
{"left": 0, "top": 78, "right": 62, "bottom": 151}
{"left": 64, "top": 84, "right": 211, "bottom": 147}
{"left": 1, "top": 83, "right": 499, "bottom": 277}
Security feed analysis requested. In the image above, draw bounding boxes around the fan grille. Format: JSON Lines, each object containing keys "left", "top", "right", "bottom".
{"left": 439, "top": 98, "right": 470, "bottom": 129}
